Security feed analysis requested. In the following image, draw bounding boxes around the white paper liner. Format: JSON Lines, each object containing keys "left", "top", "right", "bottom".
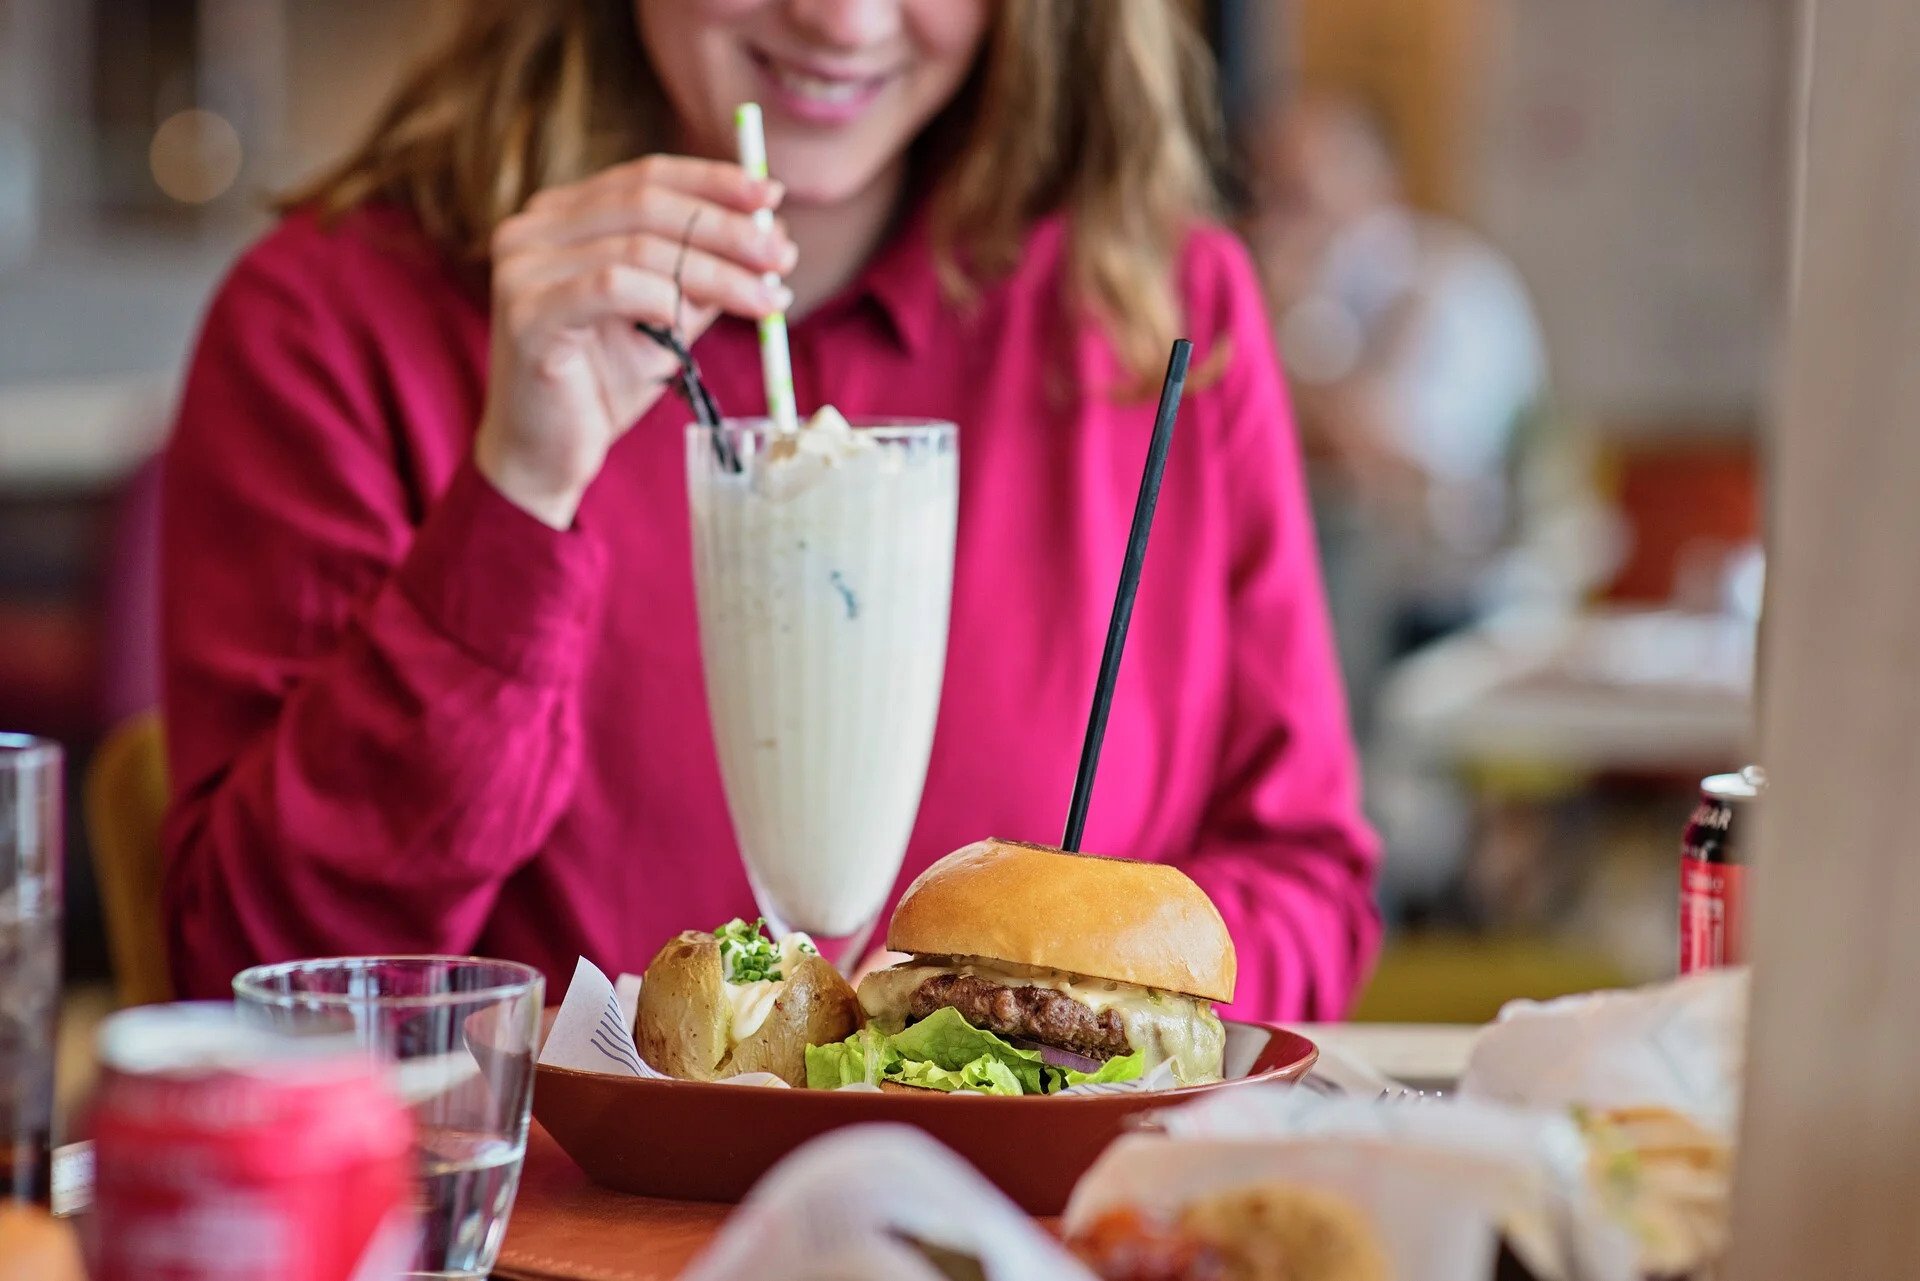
{"left": 538, "top": 957, "right": 1220, "bottom": 1094}
{"left": 538, "top": 958, "right": 787, "bottom": 1086}
{"left": 1459, "top": 967, "right": 1748, "bottom": 1137}
{"left": 1116, "top": 1087, "right": 1638, "bottom": 1281}
{"left": 1068, "top": 1133, "right": 1509, "bottom": 1281}
{"left": 683, "top": 1123, "right": 1096, "bottom": 1281}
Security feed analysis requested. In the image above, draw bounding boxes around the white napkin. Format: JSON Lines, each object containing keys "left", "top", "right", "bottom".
{"left": 684, "top": 1123, "right": 1094, "bottom": 1281}
{"left": 1068, "top": 1133, "right": 1507, "bottom": 1281}
{"left": 1123, "top": 1087, "right": 1638, "bottom": 1281}
{"left": 1459, "top": 967, "right": 1748, "bottom": 1136}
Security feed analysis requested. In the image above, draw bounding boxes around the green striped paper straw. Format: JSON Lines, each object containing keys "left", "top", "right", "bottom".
{"left": 734, "top": 103, "right": 798, "bottom": 434}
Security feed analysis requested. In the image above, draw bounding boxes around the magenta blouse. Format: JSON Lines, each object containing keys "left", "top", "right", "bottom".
{"left": 160, "top": 203, "right": 1380, "bottom": 1020}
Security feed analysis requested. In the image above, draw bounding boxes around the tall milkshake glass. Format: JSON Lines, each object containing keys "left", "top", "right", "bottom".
{"left": 687, "top": 416, "right": 958, "bottom": 972}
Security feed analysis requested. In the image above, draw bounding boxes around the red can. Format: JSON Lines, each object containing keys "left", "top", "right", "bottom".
{"left": 85, "top": 1004, "right": 418, "bottom": 1281}
{"left": 1679, "top": 766, "right": 1764, "bottom": 973}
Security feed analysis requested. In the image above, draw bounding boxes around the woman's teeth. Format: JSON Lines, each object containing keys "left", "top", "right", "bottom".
{"left": 771, "top": 65, "right": 873, "bottom": 104}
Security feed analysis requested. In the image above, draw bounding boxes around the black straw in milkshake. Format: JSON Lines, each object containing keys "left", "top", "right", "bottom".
{"left": 634, "top": 209, "right": 739, "bottom": 471}
{"left": 1061, "top": 338, "right": 1192, "bottom": 853}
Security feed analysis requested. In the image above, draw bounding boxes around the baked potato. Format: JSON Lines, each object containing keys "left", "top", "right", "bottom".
{"left": 635, "top": 921, "right": 861, "bottom": 1086}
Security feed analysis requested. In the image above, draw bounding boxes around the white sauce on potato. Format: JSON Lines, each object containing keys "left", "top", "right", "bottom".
{"left": 723, "top": 933, "right": 817, "bottom": 1041}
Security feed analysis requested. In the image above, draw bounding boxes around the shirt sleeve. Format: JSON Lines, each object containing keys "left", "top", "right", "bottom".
{"left": 160, "top": 231, "right": 607, "bottom": 998}
{"left": 1174, "top": 232, "right": 1384, "bottom": 1023}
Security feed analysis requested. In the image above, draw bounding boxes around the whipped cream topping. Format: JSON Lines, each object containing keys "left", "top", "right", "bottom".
{"left": 765, "top": 404, "right": 873, "bottom": 466}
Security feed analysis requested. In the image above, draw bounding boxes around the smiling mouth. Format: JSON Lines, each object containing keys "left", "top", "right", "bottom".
{"left": 750, "top": 50, "right": 894, "bottom": 107}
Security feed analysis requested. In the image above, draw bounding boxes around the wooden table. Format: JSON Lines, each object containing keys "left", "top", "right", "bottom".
{"left": 494, "top": 1124, "right": 731, "bottom": 1281}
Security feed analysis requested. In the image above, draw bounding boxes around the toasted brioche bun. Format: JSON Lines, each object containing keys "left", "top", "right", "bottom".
{"left": 887, "top": 839, "right": 1236, "bottom": 1003}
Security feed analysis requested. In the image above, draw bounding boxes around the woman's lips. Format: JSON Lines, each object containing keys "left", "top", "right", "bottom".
{"left": 751, "top": 51, "right": 893, "bottom": 126}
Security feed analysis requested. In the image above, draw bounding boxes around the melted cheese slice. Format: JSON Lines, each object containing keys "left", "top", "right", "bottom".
{"left": 857, "top": 957, "right": 1226, "bottom": 1085}
{"left": 723, "top": 934, "right": 816, "bottom": 1042}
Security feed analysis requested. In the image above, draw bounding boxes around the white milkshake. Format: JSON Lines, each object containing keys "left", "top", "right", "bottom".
{"left": 687, "top": 412, "right": 958, "bottom": 959}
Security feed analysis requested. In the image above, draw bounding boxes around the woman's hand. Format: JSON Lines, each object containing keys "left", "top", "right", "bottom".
{"left": 475, "top": 155, "right": 798, "bottom": 528}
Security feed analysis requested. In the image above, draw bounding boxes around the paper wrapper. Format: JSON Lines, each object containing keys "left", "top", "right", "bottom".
{"left": 683, "top": 1123, "right": 1095, "bottom": 1281}
{"left": 537, "top": 956, "right": 1184, "bottom": 1093}
{"left": 1458, "top": 969, "right": 1747, "bottom": 1276}
{"left": 1459, "top": 967, "right": 1748, "bottom": 1138}
{"left": 1068, "top": 1134, "right": 1512, "bottom": 1281}
{"left": 537, "top": 958, "right": 787, "bottom": 1085}
{"left": 1071, "top": 1088, "right": 1638, "bottom": 1281}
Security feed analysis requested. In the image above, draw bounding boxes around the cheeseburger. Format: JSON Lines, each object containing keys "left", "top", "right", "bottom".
{"left": 807, "top": 839, "right": 1235, "bottom": 1094}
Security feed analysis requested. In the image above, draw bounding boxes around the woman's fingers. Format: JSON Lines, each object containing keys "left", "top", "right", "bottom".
{"left": 499, "top": 232, "right": 790, "bottom": 319}
{"left": 512, "top": 265, "right": 678, "bottom": 347}
{"left": 500, "top": 183, "right": 794, "bottom": 272}
{"left": 498, "top": 155, "right": 786, "bottom": 257}
{"left": 568, "top": 153, "right": 780, "bottom": 215}
{"left": 511, "top": 260, "right": 781, "bottom": 350}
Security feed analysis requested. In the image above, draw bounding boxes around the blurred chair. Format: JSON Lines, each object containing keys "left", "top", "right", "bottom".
{"left": 83, "top": 710, "right": 172, "bottom": 1007}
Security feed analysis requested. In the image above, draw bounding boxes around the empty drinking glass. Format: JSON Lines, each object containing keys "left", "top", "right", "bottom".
{"left": 0, "top": 734, "right": 61, "bottom": 1206}
{"left": 233, "top": 956, "right": 543, "bottom": 1279}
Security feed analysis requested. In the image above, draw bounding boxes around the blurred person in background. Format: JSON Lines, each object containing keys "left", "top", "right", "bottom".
{"left": 1245, "top": 92, "right": 1547, "bottom": 735}
{"left": 159, "top": 1, "right": 1379, "bottom": 1019}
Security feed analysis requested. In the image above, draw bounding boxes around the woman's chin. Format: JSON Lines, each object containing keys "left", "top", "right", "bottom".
{"left": 767, "top": 150, "right": 903, "bottom": 212}
{"left": 780, "top": 182, "right": 870, "bottom": 209}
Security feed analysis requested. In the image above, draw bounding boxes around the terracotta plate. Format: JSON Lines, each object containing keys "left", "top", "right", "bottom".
{"left": 532, "top": 1017, "right": 1316, "bottom": 1215}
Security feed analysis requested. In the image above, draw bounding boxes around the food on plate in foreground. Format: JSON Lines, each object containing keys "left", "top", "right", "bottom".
{"left": 1068, "top": 1182, "right": 1389, "bottom": 1281}
{"left": 0, "top": 1205, "right": 85, "bottom": 1281}
{"left": 809, "top": 839, "right": 1235, "bottom": 1094}
{"left": 635, "top": 918, "right": 861, "bottom": 1086}
{"left": 1574, "top": 1104, "right": 1732, "bottom": 1277}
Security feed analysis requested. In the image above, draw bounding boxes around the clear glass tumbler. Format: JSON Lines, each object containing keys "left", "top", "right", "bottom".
{"left": 0, "top": 734, "right": 61, "bottom": 1206}
{"left": 233, "top": 956, "right": 543, "bottom": 1279}
{"left": 687, "top": 418, "right": 959, "bottom": 972}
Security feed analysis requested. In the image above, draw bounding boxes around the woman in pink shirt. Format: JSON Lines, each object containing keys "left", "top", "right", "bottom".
{"left": 161, "top": 0, "right": 1379, "bottom": 1019}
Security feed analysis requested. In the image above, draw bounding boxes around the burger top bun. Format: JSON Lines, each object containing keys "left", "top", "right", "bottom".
{"left": 887, "top": 839, "right": 1237, "bottom": 1003}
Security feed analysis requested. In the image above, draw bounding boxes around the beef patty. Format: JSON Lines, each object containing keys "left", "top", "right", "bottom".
{"left": 908, "top": 973, "right": 1131, "bottom": 1059}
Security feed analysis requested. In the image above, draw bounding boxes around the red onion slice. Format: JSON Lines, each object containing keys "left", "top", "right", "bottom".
{"left": 1008, "top": 1037, "right": 1109, "bottom": 1074}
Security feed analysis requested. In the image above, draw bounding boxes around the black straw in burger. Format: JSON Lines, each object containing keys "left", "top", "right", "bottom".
{"left": 804, "top": 342, "right": 1215, "bottom": 1096}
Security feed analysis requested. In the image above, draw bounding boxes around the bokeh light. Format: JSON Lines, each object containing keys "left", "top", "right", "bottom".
{"left": 148, "top": 109, "right": 244, "bottom": 205}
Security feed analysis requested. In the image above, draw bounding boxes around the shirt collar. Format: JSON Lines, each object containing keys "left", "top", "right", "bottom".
{"left": 815, "top": 201, "right": 941, "bottom": 358}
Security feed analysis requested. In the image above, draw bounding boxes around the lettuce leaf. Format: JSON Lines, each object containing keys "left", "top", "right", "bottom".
{"left": 884, "top": 1008, "right": 1051, "bottom": 1094}
{"left": 1058, "top": 1049, "right": 1145, "bottom": 1088}
{"left": 892, "top": 1054, "right": 1026, "bottom": 1096}
{"left": 805, "top": 1027, "right": 897, "bottom": 1089}
{"left": 805, "top": 1008, "right": 1146, "bottom": 1095}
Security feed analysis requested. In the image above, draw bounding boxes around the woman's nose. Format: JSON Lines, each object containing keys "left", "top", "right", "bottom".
{"left": 782, "top": 0, "right": 902, "bottom": 50}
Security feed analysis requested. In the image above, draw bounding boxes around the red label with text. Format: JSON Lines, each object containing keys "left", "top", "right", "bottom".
{"left": 85, "top": 1012, "right": 418, "bottom": 1281}
{"left": 1679, "top": 859, "right": 1745, "bottom": 972}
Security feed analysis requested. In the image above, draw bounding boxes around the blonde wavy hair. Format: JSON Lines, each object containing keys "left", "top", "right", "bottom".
{"left": 283, "top": 0, "right": 1222, "bottom": 384}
